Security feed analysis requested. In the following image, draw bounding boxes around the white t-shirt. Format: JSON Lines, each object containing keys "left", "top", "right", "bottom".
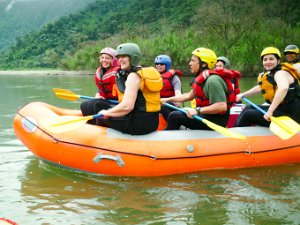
{"left": 293, "top": 62, "right": 300, "bottom": 74}
{"left": 171, "top": 75, "right": 181, "bottom": 90}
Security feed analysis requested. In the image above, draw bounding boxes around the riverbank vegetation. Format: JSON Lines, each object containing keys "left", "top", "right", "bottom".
{"left": 0, "top": 0, "right": 299, "bottom": 75}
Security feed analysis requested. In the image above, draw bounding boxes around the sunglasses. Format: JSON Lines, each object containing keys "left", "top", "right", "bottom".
{"left": 155, "top": 63, "right": 165, "bottom": 66}
{"left": 284, "top": 52, "right": 295, "bottom": 55}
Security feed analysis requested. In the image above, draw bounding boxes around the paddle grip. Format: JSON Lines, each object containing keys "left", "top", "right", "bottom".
{"left": 92, "top": 114, "right": 104, "bottom": 119}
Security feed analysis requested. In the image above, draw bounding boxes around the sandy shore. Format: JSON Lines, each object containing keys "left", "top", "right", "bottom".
{"left": 0, "top": 70, "right": 93, "bottom": 75}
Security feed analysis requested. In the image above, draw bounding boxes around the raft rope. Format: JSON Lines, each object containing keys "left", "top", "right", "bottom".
{"left": 18, "top": 112, "right": 300, "bottom": 160}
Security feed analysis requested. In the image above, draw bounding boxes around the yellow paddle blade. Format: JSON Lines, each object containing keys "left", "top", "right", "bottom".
{"left": 270, "top": 116, "right": 300, "bottom": 140}
{"left": 202, "top": 119, "right": 247, "bottom": 140}
{"left": 40, "top": 115, "right": 93, "bottom": 133}
{"left": 52, "top": 88, "right": 80, "bottom": 101}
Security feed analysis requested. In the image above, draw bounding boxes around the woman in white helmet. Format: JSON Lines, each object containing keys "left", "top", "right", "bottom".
{"left": 284, "top": 44, "right": 300, "bottom": 73}
{"left": 80, "top": 47, "right": 119, "bottom": 124}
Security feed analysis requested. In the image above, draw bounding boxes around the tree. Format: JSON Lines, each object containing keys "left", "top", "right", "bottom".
{"left": 192, "top": 0, "right": 264, "bottom": 53}
{"left": 43, "top": 49, "right": 60, "bottom": 68}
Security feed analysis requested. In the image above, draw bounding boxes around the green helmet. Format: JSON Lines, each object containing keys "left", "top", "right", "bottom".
{"left": 284, "top": 44, "right": 299, "bottom": 54}
{"left": 115, "top": 43, "right": 141, "bottom": 67}
{"left": 217, "top": 56, "right": 230, "bottom": 68}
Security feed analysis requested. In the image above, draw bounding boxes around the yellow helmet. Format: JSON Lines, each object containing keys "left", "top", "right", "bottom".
{"left": 192, "top": 48, "right": 217, "bottom": 69}
{"left": 260, "top": 47, "right": 281, "bottom": 60}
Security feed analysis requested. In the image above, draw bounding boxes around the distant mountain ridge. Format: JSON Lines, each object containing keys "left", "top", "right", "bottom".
{"left": 0, "top": 0, "right": 95, "bottom": 51}
{"left": 0, "top": 0, "right": 298, "bottom": 73}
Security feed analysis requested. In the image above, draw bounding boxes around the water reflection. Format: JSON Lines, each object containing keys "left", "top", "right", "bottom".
{"left": 19, "top": 156, "right": 300, "bottom": 225}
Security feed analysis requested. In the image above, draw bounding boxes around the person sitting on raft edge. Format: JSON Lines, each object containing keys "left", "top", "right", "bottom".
{"left": 95, "top": 43, "right": 163, "bottom": 135}
{"left": 160, "top": 47, "right": 236, "bottom": 130}
{"left": 155, "top": 54, "right": 183, "bottom": 121}
{"left": 234, "top": 47, "right": 300, "bottom": 127}
{"left": 80, "top": 47, "right": 119, "bottom": 124}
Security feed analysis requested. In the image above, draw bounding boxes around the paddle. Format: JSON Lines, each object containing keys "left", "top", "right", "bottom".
{"left": 52, "top": 88, "right": 118, "bottom": 104}
{"left": 40, "top": 114, "right": 103, "bottom": 134}
{"left": 163, "top": 103, "right": 246, "bottom": 140}
{"left": 242, "top": 97, "right": 300, "bottom": 140}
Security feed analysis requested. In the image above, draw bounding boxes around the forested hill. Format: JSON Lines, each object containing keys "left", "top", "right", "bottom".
{"left": 0, "top": 0, "right": 94, "bottom": 52}
{"left": 0, "top": 0, "right": 299, "bottom": 75}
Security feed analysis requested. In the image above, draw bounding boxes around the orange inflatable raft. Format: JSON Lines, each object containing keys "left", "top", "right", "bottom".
{"left": 13, "top": 102, "right": 300, "bottom": 177}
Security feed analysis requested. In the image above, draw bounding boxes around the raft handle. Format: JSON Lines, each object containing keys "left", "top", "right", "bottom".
{"left": 93, "top": 153, "right": 125, "bottom": 167}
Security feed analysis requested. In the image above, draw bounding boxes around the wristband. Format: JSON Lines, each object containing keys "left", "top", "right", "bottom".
{"left": 196, "top": 107, "right": 201, "bottom": 115}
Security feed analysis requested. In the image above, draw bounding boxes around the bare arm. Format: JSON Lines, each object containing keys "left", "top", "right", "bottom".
{"left": 161, "top": 89, "right": 194, "bottom": 103}
{"left": 170, "top": 75, "right": 182, "bottom": 107}
{"left": 264, "top": 70, "right": 293, "bottom": 120}
{"left": 186, "top": 101, "right": 227, "bottom": 118}
{"left": 100, "top": 73, "right": 140, "bottom": 117}
{"left": 202, "top": 102, "right": 227, "bottom": 114}
{"left": 236, "top": 85, "right": 260, "bottom": 102}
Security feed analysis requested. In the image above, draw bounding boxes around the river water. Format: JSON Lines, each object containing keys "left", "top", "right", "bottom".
{"left": 0, "top": 74, "right": 299, "bottom": 225}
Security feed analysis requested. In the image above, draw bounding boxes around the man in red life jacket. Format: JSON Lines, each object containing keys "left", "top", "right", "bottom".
{"left": 80, "top": 47, "right": 119, "bottom": 124}
{"left": 215, "top": 56, "right": 243, "bottom": 127}
{"left": 161, "top": 48, "right": 235, "bottom": 130}
{"left": 155, "top": 54, "right": 183, "bottom": 121}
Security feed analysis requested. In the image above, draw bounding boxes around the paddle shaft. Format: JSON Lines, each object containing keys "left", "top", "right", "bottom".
{"left": 79, "top": 94, "right": 118, "bottom": 104}
{"left": 53, "top": 88, "right": 118, "bottom": 104}
{"left": 79, "top": 95, "right": 94, "bottom": 100}
{"left": 242, "top": 97, "right": 266, "bottom": 114}
{"left": 73, "top": 94, "right": 118, "bottom": 104}
{"left": 163, "top": 102, "right": 203, "bottom": 122}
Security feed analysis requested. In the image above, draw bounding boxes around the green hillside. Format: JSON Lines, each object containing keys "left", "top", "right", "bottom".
{"left": 0, "top": 0, "right": 299, "bottom": 75}
{"left": 0, "top": 0, "right": 94, "bottom": 51}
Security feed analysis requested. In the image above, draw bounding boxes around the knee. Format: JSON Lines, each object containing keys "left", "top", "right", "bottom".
{"left": 80, "top": 101, "right": 90, "bottom": 115}
{"left": 80, "top": 100, "right": 95, "bottom": 116}
{"left": 168, "top": 111, "right": 183, "bottom": 121}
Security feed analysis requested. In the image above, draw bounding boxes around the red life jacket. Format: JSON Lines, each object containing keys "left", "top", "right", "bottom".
{"left": 231, "top": 70, "right": 241, "bottom": 95}
{"left": 160, "top": 70, "right": 182, "bottom": 98}
{"left": 192, "top": 68, "right": 236, "bottom": 111}
{"left": 94, "top": 66, "right": 119, "bottom": 100}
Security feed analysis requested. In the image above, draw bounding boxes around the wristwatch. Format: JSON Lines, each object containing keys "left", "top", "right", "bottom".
{"left": 196, "top": 107, "right": 201, "bottom": 115}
